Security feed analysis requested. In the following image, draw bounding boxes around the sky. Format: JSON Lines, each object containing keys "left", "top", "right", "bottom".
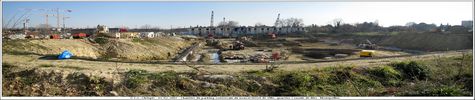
{"left": 2, "top": 2, "right": 473, "bottom": 29}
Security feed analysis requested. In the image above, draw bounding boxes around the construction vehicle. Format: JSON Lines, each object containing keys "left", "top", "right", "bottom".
{"left": 359, "top": 50, "right": 375, "bottom": 57}
{"left": 50, "top": 34, "right": 61, "bottom": 39}
{"left": 358, "top": 39, "right": 377, "bottom": 49}
{"left": 72, "top": 33, "right": 87, "bottom": 39}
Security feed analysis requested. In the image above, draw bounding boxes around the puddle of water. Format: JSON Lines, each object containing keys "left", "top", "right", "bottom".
{"left": 211, "top": 53, "right": 221, "bottom": 64}
{"left": 224, "top": 59, "right": 243, "bottom": 63}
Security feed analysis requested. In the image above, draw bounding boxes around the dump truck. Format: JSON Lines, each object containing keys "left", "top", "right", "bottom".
{"left": 359, "top": 50, "right": 375, "bottom": 57}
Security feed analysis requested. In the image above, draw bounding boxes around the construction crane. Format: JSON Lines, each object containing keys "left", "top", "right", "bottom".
{"left": 10, "top": 9, "right": 32, "bottom": 29}
{"left": 52, "top": 8, "right": 72, "bottom": 32}
{"left": 22, "top": 19, "right": 30, "bottom": 32}
{"left": 62, "top": 16, "right": 70, "bottom": 34}
{"left": 210, "top": 10, "right": 214, "bottom": 27}
{"left": 274, "top": 13, "right": 280, "bottom": 27}
{"left": 269, "top": 13, "right": 280, "bottom": 39}
{"left": 4, "top": 11, "right": 19, "bottom": 30}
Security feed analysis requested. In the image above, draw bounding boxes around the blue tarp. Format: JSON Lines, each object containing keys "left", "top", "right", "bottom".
{"left": 58, "top": 50, "right": 73, "bottom": 59}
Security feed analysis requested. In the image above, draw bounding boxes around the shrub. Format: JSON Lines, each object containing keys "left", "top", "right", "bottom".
{"left": 124, "top": 69, "right": 149, "bottom": 88}
{"left": 199, "top": 53, "right": 210, "bottom": 63}
{"left": 426, "top": 86, "right": 471, "bottom": 96}
{"left": 365, "top": 66, "right": 402, "bottom": 86}
{"left": 148, "top": 71, "right": 178, "bottom": 88}
{"left": 325, "top": 66, "right": 353, "bottom": 84}
{"left": 277, "top": 72, "right": 314, "bottom": 95}
{"left": 453, "top": 73, "right": 473, "bottom": 94}
{"left": 398, "top": 84, "right": 471, "bottom": 96}
{"left": 2, "top": 63, "right": 16, "bottom": 74}
{"left": 390, "top": 61, "right": 428, "bottom": 80}
{"left": 94, "top": 37, "right": 109, "bottom": 44}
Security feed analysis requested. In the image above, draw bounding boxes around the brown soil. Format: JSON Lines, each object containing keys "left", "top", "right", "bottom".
{"left": 2, "top": 37, "right": 193, "bottom": 61}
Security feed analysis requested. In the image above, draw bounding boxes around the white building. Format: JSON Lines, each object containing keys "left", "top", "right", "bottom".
{"left": 461, "top": 20, "right": 473, "bottom": 28}
{"left": 188, "top": 26, "right": 305, "bottom": 37}
{"left": 139, "top": 32, "right": 155, "bottom": 38}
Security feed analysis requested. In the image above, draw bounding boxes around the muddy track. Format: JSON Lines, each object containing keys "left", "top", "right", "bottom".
{"left": 2, "top": 49, "right": 471, "bottom": 75}
{"left": 59, "top": 49, "right": 471, "bottom": 65}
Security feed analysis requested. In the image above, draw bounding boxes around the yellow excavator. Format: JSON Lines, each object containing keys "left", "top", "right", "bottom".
{"left": 359, "top": 50, "right": 375, "bottom": 57}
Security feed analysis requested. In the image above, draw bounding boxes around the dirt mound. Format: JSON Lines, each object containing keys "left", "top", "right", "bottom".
{"left": 102, "top": 37, "right": 191, "bottom": 61}
{"left": 380, "top": 33, "right": 472, "bottom": 51}
{"left": 3, "top": 37, "right": 192, "bottom": 61}
{"left": 3, "top": 39, "right": 101, "bottom": 59}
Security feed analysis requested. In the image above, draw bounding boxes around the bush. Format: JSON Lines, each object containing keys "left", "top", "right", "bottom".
{"left": 325, "top": 66, "right": 353, "bottom": 84}
{"left": 199, "top": 53, "right": 210, "bottom": 63}
{"left": 365, "top": 66, "right": 402, "bottom": 86}
{"left": 426, "top": 86, "right": 471, "bottom": 96}
{"left": 2, "top": 63, "right": 16, "bottom": 74}
{"left": 124, "top": 69, "right": 149, "bottom": 88}
{"left": 277, "top": 72, "right": 314, "bottom": 95}
{"left": 453, "top": 73, "right": 473, "bottom": 94}
{"left": 94, "top": 37, "right": 109, "bottom": 44}
{"left": 398, "top": 84, "right": 471, "bottom": 96}
{"left": 148, "top": 71, "right": 178, "bottom": 88}
{"left": 390, "top": 61, "right": 428, "bottom": 80}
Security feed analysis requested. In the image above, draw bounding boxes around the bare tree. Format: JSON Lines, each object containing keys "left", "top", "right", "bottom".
{"left": 218, "top": 20, "right": 239, "bottom": 27}
{"left": 332, "top": 18, "right": 343, "bottom": 28}
{"left": 405, "top": 22, "right": 416, "bottom": 27}
{"left": 255, "top": 22, "right": 264, "bottom": 27}
{"left": 140, "top": 24, "right": 152, "bottom": 29}
{"left": 281, "top": 18, "right": 304, "bottom": 27}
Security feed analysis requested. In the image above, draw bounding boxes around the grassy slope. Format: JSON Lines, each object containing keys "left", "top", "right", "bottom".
{"left": 2, "top": 37, "right": 192, "bottom": 61}
{"left": 3, "top": 53, "right": 472, "bottom": 96}
{"left": 380, "top": 33, "right": 472, "bottom": 51}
